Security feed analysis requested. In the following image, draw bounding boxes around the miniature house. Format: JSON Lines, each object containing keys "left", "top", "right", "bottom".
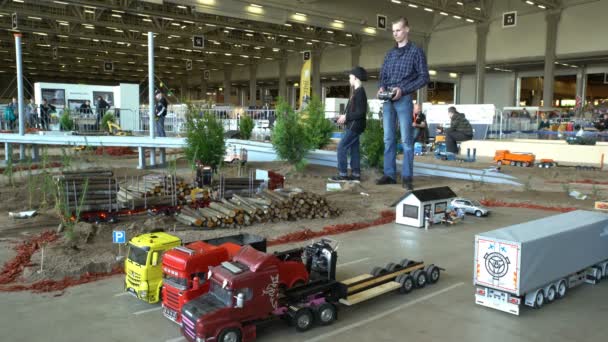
{"left": 393, "top": 186, "right": 457, "bottom": 228}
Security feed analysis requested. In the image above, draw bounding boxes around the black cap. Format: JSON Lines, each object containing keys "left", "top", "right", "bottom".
{"left": 349, "top": 66, "right": 368, "bottom": 82}
{"left": 448, "top": 106, "right": 458, "bottom": 114}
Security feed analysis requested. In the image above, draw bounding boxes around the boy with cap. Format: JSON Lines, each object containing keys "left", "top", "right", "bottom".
{"left": 329, "top": 66, "right": 368, "bottom": 182}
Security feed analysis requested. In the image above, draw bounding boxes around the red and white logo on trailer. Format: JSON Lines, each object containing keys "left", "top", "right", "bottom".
{"left": 476, "top": 239, "right": 519, "bottom": 293}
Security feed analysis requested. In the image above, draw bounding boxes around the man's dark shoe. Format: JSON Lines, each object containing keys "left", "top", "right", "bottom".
{"left": 403, "top": 180, "right": 414, "bottom": 191}
{"left": 376, "top": 175, "right": 396, "bottom": 185}
{"left": 328, "top": 175, "right": 350, "bottom": 182}
{"left": 350, "top": 174, "right": 361, "bottom": 182}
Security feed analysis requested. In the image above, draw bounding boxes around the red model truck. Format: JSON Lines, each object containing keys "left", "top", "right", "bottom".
{"left": 181, "top": 239, "right": 442, "bottom": 342}
{"left": 162, "top": 234, "right": 308, "bottom": 324}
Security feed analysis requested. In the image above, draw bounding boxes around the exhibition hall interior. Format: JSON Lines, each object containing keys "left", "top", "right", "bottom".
{"left": 0, "top": 1, "right": 607, "bottom": 342}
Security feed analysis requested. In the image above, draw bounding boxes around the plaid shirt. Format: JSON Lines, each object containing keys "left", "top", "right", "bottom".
{"left": 379, "top": 42, "right": 430, "bottom": 95}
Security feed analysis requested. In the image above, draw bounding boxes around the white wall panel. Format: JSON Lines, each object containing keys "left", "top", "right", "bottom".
{"left": 486, "top": 11, "right": 546, "bottom": 62}
{"left": 320, "top": 47, "right": 351, "bottom": 74}
{"left": 360, "top": 38, "right": 395, "bottom": 71}
{"left": 428, "top": 25, "right": 476, "bottom": 65}
{"left": 484, "top": 73, "right": 516, "bottom": 109}
{"left": 458, "top": 74, "right": 475, "bottom": 104}
{"left": 557, "top": 1, "right": 608, "bottom": 55}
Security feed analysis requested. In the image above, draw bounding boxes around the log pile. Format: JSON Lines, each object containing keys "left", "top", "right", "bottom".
{"left": 54, "top": 169, "right": 119, "bottom": 212}
{"left": 117, "top": 173, "right": 193, "bottom": 208}
{"left": 175, "top": 189, "right": 342, "bottom": 229}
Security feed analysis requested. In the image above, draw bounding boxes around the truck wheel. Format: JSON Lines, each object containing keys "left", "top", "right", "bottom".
{"left": 398, "top": 274, "right": 414, "bottom": 294}
{"left": 412, "top": 270, "right": 427, "bottom": 288}
{"left": 218, "top": 328, "right": 242, "bottom": 342}
{"left": 294, "top": 308, "right": 315, "bottom": 332}
{"left": 475, "top": 210, "right": 483, "bottom": 217}
{"left": 556, "top": 280, "right": 567, "bottom": 299}
{"left": 533, "top": 290, "right": 545, "bottom": 309}
{"left": 371, "top": 267, "right": 388, "bottom": 277}
{"left": 546, "top": 286, "right": 556, "bottom": 302}
{"left": 316, "top": 303, "right": 337, "bottom": 326}
{"left": 425, "top": 265, "right": 440, "bottom": 284}
{"left": 385, "top": 262, "right": 401, "bottom": 273}
{"left": 524, "top": 162, "right": 530, "bottom": 167}
{"left": 399, "top": 259, "right": 414, "bottom": 268}
{"left": 510, "top": 161, "right": 516, "bottom": 166}
{"left": 496, "top": 160, "right": 502, "bottom": 166}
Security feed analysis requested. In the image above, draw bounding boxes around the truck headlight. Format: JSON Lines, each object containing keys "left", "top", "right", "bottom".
{"left": 139, "top": 290, "right": 148, "bottom": 298}
{"left": 196, "top": 338, "right": 206, "bottom": 342}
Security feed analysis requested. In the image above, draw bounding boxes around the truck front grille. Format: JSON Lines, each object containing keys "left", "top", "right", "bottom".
{"left": 164, "top": 288, "right": 180, "bottom": 310}
{"left": 182, "top": 316, "right": 196, "bottom": 341}
{"left": 127, "top": 272, "right": 141, "bottom": 286}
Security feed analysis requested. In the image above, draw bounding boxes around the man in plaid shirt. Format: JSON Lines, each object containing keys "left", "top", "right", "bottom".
{"left": 376, "top": 16, "right": 429, "bottom": 191}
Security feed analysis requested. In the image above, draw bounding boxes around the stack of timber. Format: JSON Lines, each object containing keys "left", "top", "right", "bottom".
{"left": 54, "top": 169, "right": 119, "bottom": 212}
{"left": 117, "top": 173, "right": 193, "bottom": 208}
{"left": 175, "top": 189, "right": 342, "bottom": 229}
{"left": 220, "top": 177, "right": 265, "bottom": 197}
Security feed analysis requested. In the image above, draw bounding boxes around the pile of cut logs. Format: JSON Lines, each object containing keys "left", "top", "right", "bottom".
{"left": 55, "top": 169, "right": 119, "bottom": 212}
{"left": 175, "top": 189, "right": 342, "bottom": 229}
{"left": 117, "top": 173, "right": 193, "bottom": 208}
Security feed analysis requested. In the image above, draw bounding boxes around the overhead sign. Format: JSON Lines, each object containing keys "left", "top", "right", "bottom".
{"left": 502, "top": 11, "right": 517, "bottom": 28}
{"left": 193, "top": 35, "right": 204, "bottom": 49}
{"left": 425, "top": 104, "right": 496, "bottom": 125}
{"left": 203, "top": 70, "right": 210, "bottom": 80}
{"left": 303, "top": 50, "right": 311, "bottom": 62}
{"left": 104, "top": 61, "right": 114, "bottom": 72}
{"left": 186, "top": 59, "right": 192, "bottom": 71}
{"left": 113, "top": 231, "right": 126, "bottom": 244}
{"left": 377, "top": 14, "right": 387, "bottom": 30}
{"left": 52, "top": 47, "right": 58, "bottom": 60}
{"left": 11, "top": 13, "right": 18, "bottom": 30}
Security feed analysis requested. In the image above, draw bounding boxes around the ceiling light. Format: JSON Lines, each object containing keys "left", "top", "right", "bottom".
{"left": 59, "top": 22, "right": 69, "bottom": 26}
{"left": 28, "top": 16, "right": 43, "bottom": 20}
{"left": 453, "top": 15, "right": 462, "bottom": 19}
{"left": 538, "top": 5, "right": 546, "bottom": 9}
{"left": 111, "top": 14, "right": 121, "bottom": 18}
{"left": 429, "top": 70, "right": 437, "bottom": 76}
{"left": 292, "top": 13, "right": 307, "bottom": 21}
{"left": 466, "top": 19, "right": 475, "bottom": 23}
{"left": 363, "top": 27, "right": 376, "bottom": 35}
{"left": 526, "top": 1, "right": 534, "bottom": 4}
{"left": 391, "top": 0, "right": 402, "bottom": 3}
{"left": 143, "top": 18, "right": 152, "bottom": 22}
{"left": 177, "top": 5, "right": 187, "bottom": 9}
{"left": 475, "top": 7, "right": 481, "bottom": 11}
{"left": 84, "top": 10, "right": 95, "bottom": 14}
{"left": 449, "top": 73, "right": 458, "bottom": 78}
{"left": 171, "top": 22, "right": 181, "bottom": 26}
{"left": 306, "top": 42, "right": 313, "bottom": 45}
{"left": 33, "top": 32, "right": 48, "bottom": 36}
{"left": 250, "top": 3, "right": 263, "bottom": 8}
{"left": 440, "top": 12, "right": 448, "bottom": 16}
{"left": 162, "top": 17, "right": 174, "bottom": 21}
{"left": 327, "top": 30, "right": 334, "bottom": 34}
{"left": 284, "top": 23, "right": 292, "bottom": 27}
{"left": 457, "top": 1, "right": 464, "bottom": 5}
{"left": 408, "top": 4, "right": 418, "bottom": 8}
{"left": 246, "top": 33, "right": 253, "bottom": 36}
{"left": 424, "top": 8, "right": 433, "bottom": 12}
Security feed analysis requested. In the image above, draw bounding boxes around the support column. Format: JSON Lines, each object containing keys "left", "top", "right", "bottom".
{"left": 31, "top": 145, "right": 39, "bottom": 162}
{"left": 279, "top": 57, "right": 287, "bottom": 100}
{"left": 180, "top": 79, "right": 189, "bottom": 101}
{"left": 223, "top": 67, "right": 232, "bottom": 104}
{"left": 150, "top": 147, "right": 156, "bottom": 167}
{"left": 514, "top": 72, "right": 521, "bottom": 106}
{"left": 200, "top": 78, "right": 208, "bottom": 100}
{"left": 543, "top": 10, "right": 562, "bottom": 108}
{"left": 416, "top": 36, "right": 430, "bottom": 104}
{"left": 138, "top": 147, "right": 146, "bottom": 169}
{"left": 576, "top": 65, "right": 587, "bottom": 115}
{"left": 312, "top": 49, "right": 322, "bottom": 99}
{"left": 475, "top": 23, "right": 489, "bottom": 104}
{"left": 4, "top": 143, "right": 12, "bottom": 161}
{"left": 350, "top": 45, "right": 361, "bottom": 68}
{"left": 148, "top": 31, "right": 155, "bottom": 139}
{"left": 14, "top": 33, "right": 25, "bottom": 160}
{"left": 249, "top": 64, "right": 257, "bottom": 107}
{"left": 159, "top": 148, "right": 166, "bottom": 166}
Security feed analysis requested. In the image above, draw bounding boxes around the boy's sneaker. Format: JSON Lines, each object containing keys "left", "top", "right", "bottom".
{"left": 375, "top": 175, "right": 396, "bottom": 185}
{"left": 350, "top": 175, "right": 361, "bottom": 182}
{"left": 328, "top": 175, "right": 351, "bottom": 182}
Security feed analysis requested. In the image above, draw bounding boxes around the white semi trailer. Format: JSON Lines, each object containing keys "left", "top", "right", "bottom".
{"left": 474, "top": 210, "right": 608, "bottom": 315}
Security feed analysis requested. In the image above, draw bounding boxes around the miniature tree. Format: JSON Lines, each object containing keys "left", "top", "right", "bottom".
{"left": 100, "top": 112, "right": 115, "bottom": 132}
{"left": 59, "top": 109, "right": 74, "bottom": 131}
{"left": 239, "top": 114, "right": 255, "bottom": 140}
{"left": 271, "top": 98, "right": 313, "bottom": 171}
{"left": 184, "top": 105, "right": 225, "bottom": 171}
{"left": 360, "top": 113, "right": 384, "bottom": 170}
{"left": 303, "top": 96, "right": 333, "bottom": 149}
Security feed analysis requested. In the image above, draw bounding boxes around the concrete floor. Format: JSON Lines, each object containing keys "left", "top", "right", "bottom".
{"left": 1, "top": 207, "right": 607, "bottom": 342}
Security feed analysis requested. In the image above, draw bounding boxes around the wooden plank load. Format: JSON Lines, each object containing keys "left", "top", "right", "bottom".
{"left": 117, "top": 173, "right": 193, "bottom": 208}
{"left": 175, "top": 189, "right": 342, "bottom": 229}
{"left": 54, "top": 169, "right": 119, "bottom": 212}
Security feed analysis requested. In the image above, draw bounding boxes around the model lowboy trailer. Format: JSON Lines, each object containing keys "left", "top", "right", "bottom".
{"left": 181, "top": 239, "right": 443, "bottom": 342}
{"left": 474, "top": 210, "right": 608, "bottom": 315}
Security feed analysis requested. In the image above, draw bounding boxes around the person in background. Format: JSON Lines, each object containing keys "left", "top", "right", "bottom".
{"left": 5, "top": 97, "right": 17, "bottom": 130}
{"left": 79, "top": 100, "right": 92, "bottom": 115}
{"left": 155, "top": 90, "right": 168, "bottom": 137}
{"left": 376, "top": 16, "right": 430, "bottom": 190}
{"left": 25, "top": 98, "right": 37, "bottom": 128}
{"left": 39, "top": 98, "right": 55, "bottom": 131}
{"left": 412, "top": 103, "right": 429, "bottom": 144}
{"left": 329, "top": 66, "right": 368, "bottom": 182}
{"left": 444, "top": 106, "right": 473, "bottom": 154}
{"left": 96, "top": 96, "right": 109, "bottom": 130}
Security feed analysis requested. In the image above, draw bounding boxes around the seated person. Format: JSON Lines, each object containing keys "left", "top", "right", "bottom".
{"left": 594, "top": 113, "right": 608, "bottom": 131}
{"left": 538, "top": 118, "right": 551, "bottom": 130}
{"left": 444, "top": 106, "right": 473, "bottom": 154}
{"left": 412, "top": 104, "right": 429, "bottom": 144}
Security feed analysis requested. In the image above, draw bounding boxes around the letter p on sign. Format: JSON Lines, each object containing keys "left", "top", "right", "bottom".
{"left": 113, "top": 231, "right": 126, "bottom": 244}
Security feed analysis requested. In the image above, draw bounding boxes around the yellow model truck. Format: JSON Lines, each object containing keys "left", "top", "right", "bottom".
{"left": 125, "top": 232, "right": 181, "bottom": 303}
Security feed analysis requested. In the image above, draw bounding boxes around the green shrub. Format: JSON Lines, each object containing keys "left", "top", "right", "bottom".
{"left": 303, "top": 96, "right": 333, "bottom": 149}
{"left": 360, "top": 115, "right": 384, "bottom": 169}
{"left": 59, "top": 110, "right": 74, "bottom": 131}
{"left": 271, "top": 98, "right": 313, "bottom": 171}
{"left": 239, "top": 114, "right": 254, "bottom": 140}
{"left": 184, "top": 105, "right": 225, "bottom": 170}
{"left": 100, "top": 112, "right": 115, "bottom": 132}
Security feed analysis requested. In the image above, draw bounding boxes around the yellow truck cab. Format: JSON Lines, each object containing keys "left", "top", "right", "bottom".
{"left": 125, "top": 232, "right": 181, "bottom": 303}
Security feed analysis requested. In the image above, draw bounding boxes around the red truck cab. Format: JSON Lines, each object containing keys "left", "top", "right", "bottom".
{"left": 181, "top": 245, "right": 309, "bottom": 342}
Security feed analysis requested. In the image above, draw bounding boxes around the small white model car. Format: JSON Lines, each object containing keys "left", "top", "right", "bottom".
{"left": 450, "top": 198, "right": 490, "bottom": 217}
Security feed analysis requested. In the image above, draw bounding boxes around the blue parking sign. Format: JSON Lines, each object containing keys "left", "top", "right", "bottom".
{"left": 113, "top": 231, "right": 126, "bottom": 244}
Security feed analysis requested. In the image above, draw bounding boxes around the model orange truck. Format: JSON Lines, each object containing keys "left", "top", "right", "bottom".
{"left": 493, "top": 150, "right": 535, "bottom": 167}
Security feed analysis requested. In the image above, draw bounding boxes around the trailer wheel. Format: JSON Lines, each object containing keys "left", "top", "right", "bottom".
{"left": 399, "top": 259, "right": 414, "bottom": 268}
{"left": 425, "top": 265, "right": 440, "bottom": 284}
{"left": 371, "top": 267, "right": 388, "bottom": 277}
{"left": 510, "top": 161, "right": 517, "bottom": 166}
{"left": 398, "top": 274, "right": 415, "bottom": 294}
{"left": 593, "top": 267, "right": 603, "bottom": 283}
{"left": 533, "top": 290, "right": 545, "bottom": 309}
{"left": 385, "top": 262, "right": 401, "bottom": 273}
{"left": 293, "top": 308, "right": 315, "bottom": 332}
{"left": 218, "top": 328, "right": 242, "bottom": 342}
{"left": 315, "top": 303, "right": 337, "bottom": 326}
{"left": 546, "top": 286, "right": 556, "bottom": 302}
{"left": 412, "top": 270, "right": 427, "bottom": 288}
{"left": 556, "top": 280, "right": 567, "bottom": 299}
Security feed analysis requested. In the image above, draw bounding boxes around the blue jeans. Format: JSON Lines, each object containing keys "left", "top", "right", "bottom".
{"left": 156, "top": 116, "right": 166, "bottom": 137}
{"left": 383, "top": 94, "right": 414, "bottom": 180}
{"left": 337, "top": 128, "right": 361, "bottom": 176}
